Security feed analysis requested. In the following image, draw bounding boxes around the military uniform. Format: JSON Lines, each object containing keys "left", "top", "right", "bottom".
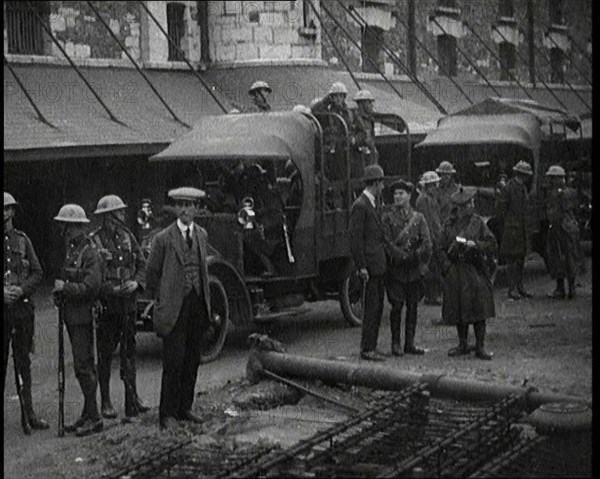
{"left": 57, "top": 235, "right": 103, "bottom": 429}
{"left": 436, "top": 181, "right": 460, "bottom": 224}
{"left": 352, "top": 111, "right": 380, "bottom": 178}
{"left": 91, "top": 224, "right": 147, "bottom": 417}
{"left": 3, "top": 227, "right": 47, "bottom": 429}
{"left": 415, "top": 189, "right": 443, "bottom": 304}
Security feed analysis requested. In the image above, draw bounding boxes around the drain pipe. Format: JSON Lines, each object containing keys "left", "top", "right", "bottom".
{"left": 247, "top": 350, "right": 591, "bottom": 410}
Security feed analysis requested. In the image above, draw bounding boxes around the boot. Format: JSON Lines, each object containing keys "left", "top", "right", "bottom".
{"left": 99, "top": 362, "right": 117, "bottom": 419}
{"left": 516, "top": 260, "right": 533, "bottom": 297}
{"left": 64, "top": 415, "right": 87, "bottom": 433}
{"left": 567, "top": 277, "right": 576, "bottom": 299}
{"left": 448, "top": 325, "right": 470, "bottom": 357}
{"left": 548, "top": 279, "right": 566, "bottom": 299}
{"left": 507, "top": 262, "right": 520, "bottom": 300}
{"left": 404, "top": 303, "right": 425, "bottom": 355}
{"left": 21, "top": 367, "right": 50, "bottom": 430}
{"left": 474, "top": 322, "right": 492, "bottom": 360}
{"left": 390, "top": 307, "right": 403, "bottom": 357}
{"left": 75, "top": 417, "right": 103, "bottom": 437}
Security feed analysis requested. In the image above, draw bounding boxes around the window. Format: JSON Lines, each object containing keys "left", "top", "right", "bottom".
{"left": 437, "top": 34, "right": 457, "bottom": 76}
{"left": 6, "top": 1, "right": 49, "bottom": 55}
{"left": 167, "top": 2, "right": 185, "bottom": 61}
{"left": 550, "top": 48, "right": 564, "bottom": 83}
{"left": 223, "top": 1, "right": 239, "bottom": 15}
{"left": 499, "top": 42, "right": 515, "bottom": 80}
{"left": 362, "top": 26, "right": 384, "bottom": 73}
{"left": 498, "top": 0, "right": 514, "bottom": 18}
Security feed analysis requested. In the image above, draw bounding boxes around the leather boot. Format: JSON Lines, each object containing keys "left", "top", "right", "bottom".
{"left": 390, "top": 306, "right": 403, "bottom": 357}
{"left": 516, "top": 260, "right": 533, "bottom": 297}
{"left": 98, "top": 360, "right": 117, "bottom": 419}
{"left": 22, "top": 371, "right": 49, "bottom": 430}
{"left": 404, "top": 302, "right": 425, "bottom": 355}
{"left": 567, "top": 277, "right": 576, "bottom": 299}
{"left": 548, "top": 279, "right": 566, "bottom": 299}
{"left": 448, "top": 325, "right": 470, "bottom": 357}
{"left": 474, "top": 322, "right": 492, "bottom": 360}
{"left": 128, "top": 355, "right": 150, "bottom": 414}
{"left": 507, "top": 262, "right": 520, "bottom": 300}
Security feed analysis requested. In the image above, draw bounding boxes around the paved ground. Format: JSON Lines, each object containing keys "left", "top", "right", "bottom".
{"left": 3, "top": 254, "right": 592, "bottom": 478}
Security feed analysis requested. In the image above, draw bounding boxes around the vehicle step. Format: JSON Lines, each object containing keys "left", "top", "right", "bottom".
{"left": 254, "top": 306, "right": 311, "bottom": 321}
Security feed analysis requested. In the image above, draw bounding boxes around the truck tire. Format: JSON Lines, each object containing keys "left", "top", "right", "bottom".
{"left": 200, "top": 276, "right": 229, "bottom": 364}
{"left": 339, "top": 269, "right": 365, "bottom": 327}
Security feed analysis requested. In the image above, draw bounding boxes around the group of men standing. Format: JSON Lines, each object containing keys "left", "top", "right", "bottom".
{"left": 349, "top": 158, "right": 584, "bottom": 363}
{"left": 4, "top": 186, "right": 210, "bottom": 436}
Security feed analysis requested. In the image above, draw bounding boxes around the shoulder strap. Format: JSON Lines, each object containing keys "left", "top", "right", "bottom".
{"left": 392, "top": 210, "right": 419, "bottom": 245}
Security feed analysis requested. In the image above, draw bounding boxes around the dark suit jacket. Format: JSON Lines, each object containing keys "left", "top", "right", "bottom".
{"left": 146, "top": 222, "right": 211, "bottom": 337}
{"left": 349, "top": 193, "right": 387, "bottom": 277}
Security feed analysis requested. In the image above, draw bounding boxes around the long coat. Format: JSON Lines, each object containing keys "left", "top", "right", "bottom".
{"left": 545, "top": 186, "right": 581, "bottom": 280}
{"left": 496, "top": 177, "right": 529, "bottom": 258}
{"left": 349, "top": 193, "right": 387, "bottom": 277}
{"left": 146, "top": 222, "right": 211, "bottom": 337}
{"left": 440, "top": 213, "right": 497, "bottom": 325}
{"left": 436, "top": 181, "right": 460, "bottom": 224}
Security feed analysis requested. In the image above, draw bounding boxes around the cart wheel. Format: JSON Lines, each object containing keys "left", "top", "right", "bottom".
{"left": 339, "top": 269, "right": 365, "bottom": 327}
{"left": 200, "top": 276, "right": 229, "bottom": 364}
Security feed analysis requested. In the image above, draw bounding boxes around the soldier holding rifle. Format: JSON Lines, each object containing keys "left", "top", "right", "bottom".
{"left": 53, "top": 204, "right": 103, "bottom": 437}
{"left": 4, "top": 192, "right": 49, "bottom": 433}
{"left": 91, "top": 195, "right": 149, "bottom": 421}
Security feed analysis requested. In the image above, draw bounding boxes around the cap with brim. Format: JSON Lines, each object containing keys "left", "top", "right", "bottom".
{"left": 168, "top": 187, "right": 206, "bottom": 202}
{"left": 4, "top": 192, "right": 18, "bottom": 207}
{"left": 451, "top": 186, "right": 477, "bottom": 205}
{"left": 363, "top": 164, "right": 385, "bottom": 183}
{"left": 388, "top": 179, "right": 414, "bottom": 194}
{"left": 513, "top": 161, "right": 533, "bottom": 175}
{"left": 436, "top": 161, "right": 457, "bottom": 174}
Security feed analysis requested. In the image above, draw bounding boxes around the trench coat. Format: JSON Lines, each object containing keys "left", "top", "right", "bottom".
{"left": 146, "top": 222, "right": 211, "bottom": 337}
{"left": 496, "top": 177, "right": 529, "bottom": 258}
{"left": 436, "top": 181, "right": 460, "bottom": 224}
{"left": 440, "top": 213, "right": 497, "bottom": 325}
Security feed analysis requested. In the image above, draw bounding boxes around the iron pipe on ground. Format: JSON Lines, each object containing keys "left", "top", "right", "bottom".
{"left": 247, "top": 350, "right": 592, "bottom": 410}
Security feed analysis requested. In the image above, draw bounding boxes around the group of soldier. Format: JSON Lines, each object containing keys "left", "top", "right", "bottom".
{"left": 4, "top": 186, "right": 210, "bottom": 436}
{"left": 349, "top": 159, "right": 584, "bottom": 363}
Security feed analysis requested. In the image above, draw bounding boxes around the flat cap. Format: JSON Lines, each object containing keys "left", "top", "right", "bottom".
{"left": 451, "top": 186, "right": 477, "bottom": 205}
{"left": 168, "top": 187, "right": 206, "bottom": 201}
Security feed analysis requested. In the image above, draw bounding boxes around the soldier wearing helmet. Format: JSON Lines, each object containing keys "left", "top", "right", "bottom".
{"left": 496, "top": 161, "right": 534, "bottom": 300}
{"left": 4, "top": 192, "right": 49, "bottom": 433}
{"left": 352, "top": 89, "right": 380, "bottom": 178}
{"left": 415, "top": 171, "right": 443, "bottom": 306}
{"left": 247, "top": 81, "right": 272, "bottom": 112}
{"left": 435, "top": 161, "right": 460, "bottom": 223}
{"left": 90, "top": 195, "right": 149, "bottom": 421}
{"left": 544, "top": 165, "right": 581, "bottom": 299}
{"left": 53, "top": 204, "right": 103, "bottom": 436}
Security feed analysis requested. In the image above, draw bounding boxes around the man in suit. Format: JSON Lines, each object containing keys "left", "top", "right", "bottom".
{"left": 349, "top": 165, "right": 387, "bottom": 361}
{"left": 146, "top": 187, "right": 211, "bottom": 430}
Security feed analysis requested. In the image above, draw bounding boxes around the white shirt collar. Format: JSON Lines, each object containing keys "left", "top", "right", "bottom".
{"left": 363, "top": 189, "right": 376, "bottom": 208}
{"left": 176, "top": 219, "right": 194, "bottom": 237}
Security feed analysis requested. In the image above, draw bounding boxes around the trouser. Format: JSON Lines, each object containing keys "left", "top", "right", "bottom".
{"left": 390, "top": 302, "right": 418, "bottom": 350}
{"left": 506, "top": 255, "right": 526, "bottom": 292}
{"left": 455, "top": 321, "right": 487, "bottom": 352}
{"left": 159, "top": 290, "right": 205, "bottom": 421}
{"left": 360, "top": 275, "right": 385, "bottom": 353}
{"left": 3, "top": 303, "right": 36, "bottom": 416}
{"left": 96, "top": 305, "right": 139, "bottom": 415}
{"left": 65, "top": 322, "right": 99, "bottom": 421}
{"left": 424, "top": 249, "right": 443, "bottom": 301}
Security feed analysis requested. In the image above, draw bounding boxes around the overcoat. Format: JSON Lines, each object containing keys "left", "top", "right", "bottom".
{"left": 436, "top": 181, "right": 460, "bottom": 223}
{"left": 146, "top": 222, "right": 211, "bottom": 337}
{"left": 349, "top": 193, "right": 387, "bottom": 277}
{"left": 440, "top": 213, "right": 497, "bottom": 325}
{"left": 496, "top": 177, "right": 529, "bottom": 258}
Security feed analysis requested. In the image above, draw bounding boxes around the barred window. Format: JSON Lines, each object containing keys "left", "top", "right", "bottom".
{"left": 167, "top": 2, "right": 185, "bottom": 61}
{"left": 6, "top": 1, "right": 50, "bottom": 55}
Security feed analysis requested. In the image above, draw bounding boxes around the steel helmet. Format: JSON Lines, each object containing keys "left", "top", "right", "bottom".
{"left": 94, "top": 194, "right": 127, "bottom": 215}
{"left": 54, "top": 204, "right": 90, "bottom": 223}
{"left": 328, "top": 81, "right": 348, "bottom": 95}
{"left": 248, "top": 81, "right": 272, "bottom": 94}
{"left": 546, "top": 165, "right": 566, "bottom": 177}
{"left": 353, "top": 89, "right": 375, "bottom": 102}
{"left": 292, "top": 104, "right": 311, "bottom": 114}
{"left": 513, "top": 161, "right": 533, "bottom": 176}
{"left": 420, "top": 171, "right": 441, "bottom": 184}
{"left": 4, "top": 192, "right": 18, "bottom": 207}
{"left": 436, "top": 161, "right": 457, "bottom": 174}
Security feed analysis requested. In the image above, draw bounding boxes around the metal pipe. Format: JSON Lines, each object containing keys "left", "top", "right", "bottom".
{"left": 249, "top": 350, "right": 592, "bottom": 409}
{"left": 86, "top": 1, "right": 189, "bottom": 128}
{"left": 137, "top": 1, "right": 228, "bottom": 113}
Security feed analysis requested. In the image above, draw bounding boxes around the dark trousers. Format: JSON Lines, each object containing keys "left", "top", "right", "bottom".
{"left": 3, "top": 303, "right": 35, "bottom": 414}
{"left": 424, "top": 248, "right": 443, "bottom": 302}
{"left": 97, "top": 305, "right": 138, "bottom": 413}
{"left": 387, "top": 281, "right": 421, "bottom": 350}
{"left": 65, "top": 322, "right": 99, "bottom": 420}
{"left": 159, "top": 290, "right": 205, "bottom": 421}
{"left": 360, "top": 275, "right": 385, "bottom": 353}
{"left": 506, "top": 255, "right": 526, "bottom": 292}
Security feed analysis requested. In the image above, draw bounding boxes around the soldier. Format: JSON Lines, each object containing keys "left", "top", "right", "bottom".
{"left": 53, "top": 204, "right": 103, "bottom": 436}
{"left": 435, "top": 161, "right": 460, "bottom": 224}
{"left": 496, "top": 161, "right": 534, "bottom": 300}
{"left": 440, "top": 187, "right": 497, "bottom": 360}
{"left": 4, "top": 192, "right": 49, "bottom": 432}
{"left": 544, "top": 165, "right": 581, "bottom": 299}
{"left": 415, "top": 171, "right": 443, "bottom": 306}
{"left": 91, "top": 195, "right": 149, "bottom": 420}
{"left": 146, "top": 187, "right": 211, "bottom": 430}
{"left": 247, "top": 81, "right": 272, "bottom": 112}
{"left": 349, "top": 165, "right": 387, "bottom": 362}
{"left": 352, "top": 90, "right": 380, "bottom": 178}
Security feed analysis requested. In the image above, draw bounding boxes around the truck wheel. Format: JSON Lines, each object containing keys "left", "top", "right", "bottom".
{"left": 339, "top": 269, "right": 365, "bottom": 327}
{"left": 200, "top": 276, "right": 229, "bottom": 364}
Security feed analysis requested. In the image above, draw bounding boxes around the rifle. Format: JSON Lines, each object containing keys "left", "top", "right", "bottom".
{"left": 57, "top": 301, "right": 65, "bottom": 437}
{"left": 11, "top": 328, "right": 31, "bottom": 435}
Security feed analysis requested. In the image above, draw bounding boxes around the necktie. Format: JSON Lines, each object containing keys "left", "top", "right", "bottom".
{"left": 185, "top": 228, "right": 192, "bottom": 249}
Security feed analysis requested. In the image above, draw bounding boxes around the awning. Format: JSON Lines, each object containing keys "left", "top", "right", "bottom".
{"left": 416, "top": 113, "right": 541, "bottom": 150}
